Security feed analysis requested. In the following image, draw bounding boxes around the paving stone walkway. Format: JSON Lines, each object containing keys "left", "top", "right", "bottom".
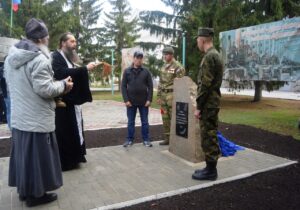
{"left": 0, "top": 142, "right": 296, "bottom": 210}
{"left": 0, "top": 100, "right": 297, "bottom": 210}
{"left": 0, "top": 100, "right": 162, "bottom": 139}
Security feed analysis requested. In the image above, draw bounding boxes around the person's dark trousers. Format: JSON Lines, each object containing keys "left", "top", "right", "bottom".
{"left": 127, "top": 105, "right": 149, "bottom": 142}
{"left": 0, "top": 94, "right": 6, "bottom": 123}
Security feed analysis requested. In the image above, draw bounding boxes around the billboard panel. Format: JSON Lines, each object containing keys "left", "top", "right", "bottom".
{"left": 219, "top": 17, "right": 300, "bottom": 82}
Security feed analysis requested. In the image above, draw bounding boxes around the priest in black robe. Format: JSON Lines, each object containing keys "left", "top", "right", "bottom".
{"left": 52, "top": 32, "right": 99, "bottom": 171}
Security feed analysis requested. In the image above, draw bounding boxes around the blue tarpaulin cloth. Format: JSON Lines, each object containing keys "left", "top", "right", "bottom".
{"left": 217, "top": 131, "right": 245, "bottom": 157}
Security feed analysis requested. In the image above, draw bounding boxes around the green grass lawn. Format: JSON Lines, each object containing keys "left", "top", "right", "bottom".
{"left": 91, "top": 91, "right": 160, "bottom": 109}
{"left": 92, "top": 91, "right": 124, "bottom": 102}
{"left": 92, "top": 91, "right": 300, "bottom": 140}
{"left": 220, "top": 95, "right": 300, "bottom": 140}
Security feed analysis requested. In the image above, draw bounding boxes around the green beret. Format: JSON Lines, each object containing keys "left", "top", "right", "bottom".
{"left": 162, "top": 47, "right": 174, "bottom": 55}
{"left": 197, "top": 27, "right": 214, "bottom": 37}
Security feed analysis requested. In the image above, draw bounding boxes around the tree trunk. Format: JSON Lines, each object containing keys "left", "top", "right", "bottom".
{"left": 253, "top": 80, "right": 263, "bottom": 102}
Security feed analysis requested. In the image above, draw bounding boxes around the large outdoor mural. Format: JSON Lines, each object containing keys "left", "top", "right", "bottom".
{"left": 219, "top": 17, "right": 300, "bottom": 82}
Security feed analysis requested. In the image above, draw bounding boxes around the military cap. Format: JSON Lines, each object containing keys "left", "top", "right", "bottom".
{"left": 197, "top": 27, "right": 214, "bottom": 37}
{"left": 162, "top": 47, "right": 174, "bottom": 55}
{"left": 133, "top": 51, "right": 143, "bottom": 58}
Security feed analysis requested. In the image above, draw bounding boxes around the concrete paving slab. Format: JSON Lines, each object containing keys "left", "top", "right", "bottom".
{"left": 0, "top": 142, "right": 296, "bottom": 210}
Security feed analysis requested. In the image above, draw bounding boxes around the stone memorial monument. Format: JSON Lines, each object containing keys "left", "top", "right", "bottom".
{"left": 169, "top": 76, "right": 205, "bottom": 163}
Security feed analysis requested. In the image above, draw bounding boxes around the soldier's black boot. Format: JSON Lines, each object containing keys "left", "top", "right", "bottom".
{"left": 192, "top": 161, "right": 218, "bottom": 181}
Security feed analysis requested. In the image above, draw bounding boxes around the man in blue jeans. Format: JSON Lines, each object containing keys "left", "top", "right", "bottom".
{"left": 121, "top": 51, "right": 153, "bottom": 147}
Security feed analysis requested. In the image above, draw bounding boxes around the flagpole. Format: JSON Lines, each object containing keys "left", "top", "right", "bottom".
{"left": 10, "top": 0, "right": 13, "bottom": 36}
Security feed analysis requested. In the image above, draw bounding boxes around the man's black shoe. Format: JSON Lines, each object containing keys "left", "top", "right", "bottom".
{"left": 194, "top": 166, "right": 207, "bottom": 174}
{"left": 62, "top": 163, "right": 80, "bottom": 171}
{"left": 192, "top": 161, "right": 218, "bottom": 181}
{"left": 123, "top": 140, "right": 133, "bottom": 147}
{"left": 26, "top": 193, "right": 57, "bottom": 207}
{"left": 192, "top": 167, "right": 218, "bottom": 181}
{"left": 19, "top": 195, "right": 26, "bottom": 201}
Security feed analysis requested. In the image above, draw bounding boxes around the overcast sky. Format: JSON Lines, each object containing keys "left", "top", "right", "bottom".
{"left": 127, "top": 0, "right": 172, "bottom": 13}
{"left": 99, "top": 0, "right": 173, "bottom": 43}
{"left": 101, "top": 0, "right": 172, "bottom": 14}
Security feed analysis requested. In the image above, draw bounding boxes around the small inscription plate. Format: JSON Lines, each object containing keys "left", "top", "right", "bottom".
{"left": 176, "top": 102, "right": 188, "bottom": 138}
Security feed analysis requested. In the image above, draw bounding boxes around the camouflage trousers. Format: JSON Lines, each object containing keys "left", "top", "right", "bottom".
{"left": 199, "top": 108, "right": 221, "bottom": 162}
{"left": 160, "top": 92, "right": 173, "bottom": 142}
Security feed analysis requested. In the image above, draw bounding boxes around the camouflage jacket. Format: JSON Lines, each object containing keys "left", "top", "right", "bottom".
{"left": 196, "top": 47, "right": 223, "bottom": 110}
{"left": 157, "top": 59, "right": 185, "bottom": 97}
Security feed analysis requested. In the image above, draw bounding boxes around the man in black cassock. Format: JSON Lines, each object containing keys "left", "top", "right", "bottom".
{"left": 51, "top": 32, "right": 99, "bottom": 171}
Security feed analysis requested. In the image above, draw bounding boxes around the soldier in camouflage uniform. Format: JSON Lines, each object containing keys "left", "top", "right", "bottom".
{"left": 157, "top": 47, "right": 185, "bottom": 145}
{"left": 192, "top": 28, "right": 223, "bottom": 181}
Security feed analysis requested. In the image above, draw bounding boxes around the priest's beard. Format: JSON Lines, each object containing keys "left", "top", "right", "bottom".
{"left": 39, "top": 44, "right": 51, "bottom": 61}
{"left": 63, "top": 48, "right": 80, "bottom": 64}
